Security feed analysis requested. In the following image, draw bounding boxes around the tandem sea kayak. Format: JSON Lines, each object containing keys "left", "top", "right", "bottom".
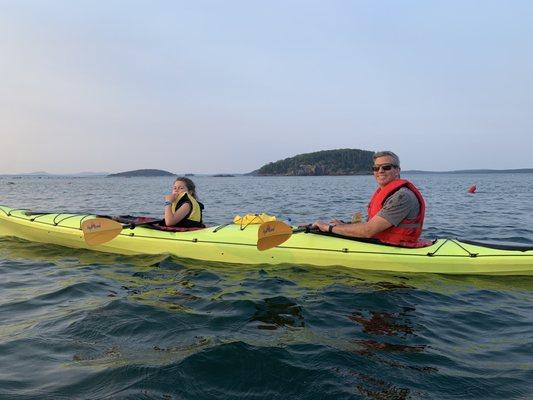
{"left": 1, "top": 205, "right": 532, "bottom": 276}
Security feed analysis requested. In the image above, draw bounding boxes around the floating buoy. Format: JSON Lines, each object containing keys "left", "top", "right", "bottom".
{"left": 467, "top": 185, "right": 477, "bottom": 194}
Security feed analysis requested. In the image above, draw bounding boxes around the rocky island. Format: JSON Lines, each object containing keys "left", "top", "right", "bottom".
{"left": 107, "top": 169, "right": 175, "bottom": 177}
{"left": 251, "top": 149, "right": 374, "bottom": 176}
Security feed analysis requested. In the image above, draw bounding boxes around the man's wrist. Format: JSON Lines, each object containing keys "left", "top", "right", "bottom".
{"left": 328, "top": 224, "right": 335, "bottom": 233}
{"left": 164, "top": 201, "right": 172, "bottom": 206}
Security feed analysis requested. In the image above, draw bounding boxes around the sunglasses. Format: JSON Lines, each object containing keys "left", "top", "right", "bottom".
{"left": 372, "top": 164, "right": 398, "bottom": 172}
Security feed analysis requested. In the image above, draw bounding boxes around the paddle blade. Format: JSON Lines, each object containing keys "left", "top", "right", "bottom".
{"left": 81, "top": 218, "right": 123, "bottom": 246}
{"left": 257, "top": 221, "right": 293, "bottom": 251}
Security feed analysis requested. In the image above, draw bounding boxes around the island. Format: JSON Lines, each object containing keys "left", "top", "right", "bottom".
{"left": 250, "top": 148, "right": 374, "bottom": 176}
{"left": 106, "top": 169, "right": 175, "bottom": 178}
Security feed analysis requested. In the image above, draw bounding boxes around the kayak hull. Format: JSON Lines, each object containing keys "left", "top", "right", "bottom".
{"left": 1, "top": 206, "right": 532, "bottom": 275}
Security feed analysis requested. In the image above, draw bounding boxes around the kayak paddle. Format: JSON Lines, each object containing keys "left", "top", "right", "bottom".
{"left": 257, "top": 221, "right": 309, "bottom": 251}
{"left": 81, "top": 218, "right": 124, "bottom": 245}
{"left": 81, "top": 217, "right": 164, "bottom": 245}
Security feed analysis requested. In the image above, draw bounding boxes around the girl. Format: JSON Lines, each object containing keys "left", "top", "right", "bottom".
{"left": 164, "top": 177, "right": 205, "bottom": 228}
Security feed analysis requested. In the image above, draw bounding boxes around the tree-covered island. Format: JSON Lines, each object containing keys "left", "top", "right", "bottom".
{"left": 251, "top": 148, "right": 374, "bottom": 176}
{"left": 107, "top": 169, "right": 175, "bottom": 177}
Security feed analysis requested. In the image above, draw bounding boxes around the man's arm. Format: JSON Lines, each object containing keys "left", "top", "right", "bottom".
{"left": 312, "top": 188, "right": 418, "bottom": 238}
{"left": 313, "top": 215, "right": 392, "bottom": 238}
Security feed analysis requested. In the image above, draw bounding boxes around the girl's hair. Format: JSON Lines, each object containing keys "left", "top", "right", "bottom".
{"left": 175, "top": 177, "right": 198, "bottom": 199}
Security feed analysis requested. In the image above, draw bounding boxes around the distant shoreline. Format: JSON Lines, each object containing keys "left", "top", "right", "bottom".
{"left": 1, "top": 168, "right": 532, "bottom": 177}
{"left": 403, "top": 168, "right": 533, "bottom": 174}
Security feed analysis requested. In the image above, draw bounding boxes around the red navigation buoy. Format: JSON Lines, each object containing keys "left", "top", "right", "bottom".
{"left": 467, "top": 185, "right": 477, "bottom": 194}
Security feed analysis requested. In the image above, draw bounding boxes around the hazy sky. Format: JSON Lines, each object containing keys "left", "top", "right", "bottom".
{"left": 1, "top": 1, "right": 532, "bottom": 174}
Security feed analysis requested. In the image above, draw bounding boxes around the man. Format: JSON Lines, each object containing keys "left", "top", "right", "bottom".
{"left": 312, "top": 151, "right": 427, "bottom": 247}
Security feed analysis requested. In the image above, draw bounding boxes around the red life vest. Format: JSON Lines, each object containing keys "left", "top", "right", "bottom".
{"left": 367, "top": 179, "right": 427, "bottom": 247}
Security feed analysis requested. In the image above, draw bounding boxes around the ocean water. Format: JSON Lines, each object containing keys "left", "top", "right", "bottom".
{"left": 0, "top": 174, "right": 532, "bottom": 399}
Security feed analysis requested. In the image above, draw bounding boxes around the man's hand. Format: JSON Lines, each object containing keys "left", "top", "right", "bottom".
{"left": 311, "top": 220, "right": 330, "bottom": 232}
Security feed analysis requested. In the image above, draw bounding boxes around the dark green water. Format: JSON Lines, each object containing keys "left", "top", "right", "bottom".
{"left": 1, "top": 174, "right": 532, "bottom": 399}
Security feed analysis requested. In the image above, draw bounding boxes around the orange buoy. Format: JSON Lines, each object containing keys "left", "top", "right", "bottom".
{"left": 467, "top": 185, "right": 477, "bottom": 194}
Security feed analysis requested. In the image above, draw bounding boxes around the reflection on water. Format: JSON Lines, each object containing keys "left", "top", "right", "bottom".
{"left": 350, "top": 310, "right": 414, "bottom": 336}
{"left": 252, "top": 296, "right": 305, "bottom": 329}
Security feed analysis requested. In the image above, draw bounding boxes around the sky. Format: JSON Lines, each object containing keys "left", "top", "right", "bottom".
{"left": 1, "top": 0, "right": 532, "bottom": 174}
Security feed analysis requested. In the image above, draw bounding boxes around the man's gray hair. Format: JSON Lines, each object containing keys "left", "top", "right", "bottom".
{"left": 373, "top": 151, "right": 400, "bottom": 167}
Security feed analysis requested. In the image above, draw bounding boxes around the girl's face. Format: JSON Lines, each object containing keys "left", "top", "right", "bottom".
{"left": 172, "top": 181, "right": 189, "bottom": 196}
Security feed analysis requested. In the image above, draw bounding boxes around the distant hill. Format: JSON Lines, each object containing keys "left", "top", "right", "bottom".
{"left": 251, "top": 149, "right": 374, "bottom": 176}
{"left": 107, "top": 169, "right": 175, "bottom": 177}
{"left": 21, "top": 171, "right": 51, "bottom": 176}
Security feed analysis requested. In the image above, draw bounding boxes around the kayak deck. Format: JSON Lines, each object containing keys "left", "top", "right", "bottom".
{"left": 1, "top": 206, "right": 532, "bottom": 275}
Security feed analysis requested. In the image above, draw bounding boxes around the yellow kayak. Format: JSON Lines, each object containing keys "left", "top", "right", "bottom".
{"left": 1, "top": 205, "right": 532, "bottom": 275}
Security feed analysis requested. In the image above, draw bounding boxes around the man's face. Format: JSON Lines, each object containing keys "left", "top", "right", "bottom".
{"left": 373, "top": 156, "right": 400, "bottom": 188}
